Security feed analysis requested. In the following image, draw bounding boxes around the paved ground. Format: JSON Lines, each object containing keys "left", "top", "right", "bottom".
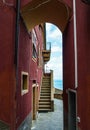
{"left": 31, "top": 99, "right": 63, "bottom": 130}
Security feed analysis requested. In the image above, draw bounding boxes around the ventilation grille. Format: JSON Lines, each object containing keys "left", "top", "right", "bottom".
{"left": 0, "top": 120, "right": 10, "bottom": 130}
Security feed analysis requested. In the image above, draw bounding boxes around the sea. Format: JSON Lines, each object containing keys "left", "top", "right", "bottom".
{"left": 54, "top": 80, "right": 63, "bottom": 90}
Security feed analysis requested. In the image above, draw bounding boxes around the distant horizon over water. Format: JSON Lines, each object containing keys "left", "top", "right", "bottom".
{"left": 54, "top": 80, "right": 63, "bottom": 90}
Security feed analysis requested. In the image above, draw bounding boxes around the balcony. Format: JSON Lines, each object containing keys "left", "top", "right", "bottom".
{"left": 42, "top": 50, "right": 51, "bottom": 63}
{"left": 42, "top": 42, "right": 51, "bottom": 63}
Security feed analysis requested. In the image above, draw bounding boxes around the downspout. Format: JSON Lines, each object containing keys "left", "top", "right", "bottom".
{"left": 15, "top": 0, "right": 20, "bottom": 66}
{"left": 14, "top": 0, "right": 20, "bottom": 128}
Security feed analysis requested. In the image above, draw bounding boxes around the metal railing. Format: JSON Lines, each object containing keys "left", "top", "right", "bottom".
{"left": 44, "top": 65, "right": 51, "bottom": 73}
{"left": 46, "top": 42, "right": 51, "bottom": 51}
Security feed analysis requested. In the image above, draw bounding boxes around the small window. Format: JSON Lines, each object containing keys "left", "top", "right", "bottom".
{"left": 21, "top": 72, "right": 29, "bottom": 95}
{"left": 38, "top": 46, "right": 42, "bottom": 67}
{"left": 32, "top": 29, "right": 37, "bottom": 59}
{"left": 32, "top": 44, "right": 37, "bottom": 58}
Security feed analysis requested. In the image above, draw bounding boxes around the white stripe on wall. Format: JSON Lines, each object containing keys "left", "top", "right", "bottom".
{"left": 73, "top": 0, "right": 78, "bottom": 88}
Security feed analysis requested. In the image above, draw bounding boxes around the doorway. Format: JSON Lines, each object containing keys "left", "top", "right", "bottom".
{"left": 68, "top": 89, "right": 77, "bottom": 130}
{"left": 32, "top": 85, "right": 36, "bottom": 120}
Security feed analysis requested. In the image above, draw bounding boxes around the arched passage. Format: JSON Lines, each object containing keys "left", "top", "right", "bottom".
{"left": 20, "top": 0, "right": 72, "bottom": 130}
{"left": 21, "top": 0, "right": 71, "bottom": 32}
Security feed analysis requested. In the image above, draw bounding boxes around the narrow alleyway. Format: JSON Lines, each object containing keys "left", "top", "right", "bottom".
{"left": 31, "top": 99, "right": 63, "bottom": 130}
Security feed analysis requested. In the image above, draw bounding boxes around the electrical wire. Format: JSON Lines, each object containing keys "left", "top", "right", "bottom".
{"left": 22, "top": 0, "right": 70, "bottom": 20}
{"left": 22, "top": 0, "right": 51, "bottom": 13}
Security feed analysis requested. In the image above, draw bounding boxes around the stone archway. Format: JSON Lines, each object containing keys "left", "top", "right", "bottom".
{"left": 20, "top": 1, "right": 72, "bottom": 130}
{"left": 21, "top": 0, "right": 71, "bottom": 32}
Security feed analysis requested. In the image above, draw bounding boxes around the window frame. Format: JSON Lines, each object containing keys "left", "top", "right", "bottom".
{"left": 32, "top": 29, "right": 37, "bottom": 60}
{"left": 21, "top": 71, "right": 29, "bottom": 95}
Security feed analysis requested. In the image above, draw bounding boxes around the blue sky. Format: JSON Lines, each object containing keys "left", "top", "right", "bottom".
{"left": 46, "top": 23, "right": 63, "bottom": 80}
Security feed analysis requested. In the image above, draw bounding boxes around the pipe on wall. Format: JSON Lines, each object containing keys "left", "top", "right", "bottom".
{"left": 14, "top": 0, "right": 20, "bottom": 123}
{"left": 15, "top": 0, "right": 20, "bottom": 67}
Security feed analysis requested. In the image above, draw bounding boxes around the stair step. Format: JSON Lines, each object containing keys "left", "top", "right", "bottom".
{"left": 43, "top": 78, "right": 50, "bottom": 80}
{"left": 43, "top": 78, "right": 50, "bottom": 79}
{"left": 41, "top": 88, "right": 51, "bottom": 90}
{"left": 42, "top": 85, "right": 50, "bottom": 87}
{"left": 39, "top": 101, "right": 51, "bottom": 104}
{"left": 41, "top": 90, "right": 51, "bottom": 92}
{"left": 40, "top": 92, "right": 51, "bottom": 96}
{"left": 41, "top": 90, "right": 50, "bottom": 92}
{"left": 40, "top": 97, "right": 51, "bottom": 99}
{"left": 43, "top": 80, "right": 50, "bottom": 82}
{"left": 43, "top": 77, "right": 50, "bottom": 78}
{"left": 38, "top": 74, "right": 52, "bottom": 112}
{"left": 42, "top": 84, "right": 50, "bottom": 86}
{"left": 39, "top": 99, "right": 51, "bottom": 102}
{"left": 40, "top": 92, "right": 51, "bottom": 95}
{"left": 40, "top": 94, "right": 50, "bottom": 97}
{"left": 39, "top": 104, "right": 51, "bottom": 107}
{"left": 40, "top": 96, "right": 51, "bottom": 100}
{"left": 41, "top": 87, "right": 51, "bottom": 88}
{"left": 42, "top": 90, "right": 50, "bottom": 92}
{"left": 42, "top": 81, "right": 50, "bottom": 83}
{"left": 38, "top": 108, "right": 51, "bottom": 112}
{"left": 41, "top": 91, "right": 51, "bottom": 93}
{"left": 40, "top": 95, "right": 50, "bottom": 97}
{"left": 42, "top": 83, "right": 50, "bottom": 84}
{"left": 42, "top": 88, "right": 50, "bottom": 90}
{"left": 42, "top": 83, "right": 50, "bottom": 86}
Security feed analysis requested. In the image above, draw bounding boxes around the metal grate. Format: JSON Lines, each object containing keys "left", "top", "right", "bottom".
{"left": 0, "top": 120, "right": 10, "bottom": 130}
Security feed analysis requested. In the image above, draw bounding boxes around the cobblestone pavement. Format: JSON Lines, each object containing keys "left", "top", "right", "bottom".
{"left": 31, "top": 99, "right": 63, "bottom": 130}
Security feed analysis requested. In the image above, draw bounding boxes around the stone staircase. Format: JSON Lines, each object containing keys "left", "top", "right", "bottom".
{"left": 38, "top": 74, "right": 53, "bottom": 112}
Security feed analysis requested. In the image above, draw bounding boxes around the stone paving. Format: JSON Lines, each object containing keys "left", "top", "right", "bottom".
{"left": 31, "top": 99, "right": 63, "bottom": 130}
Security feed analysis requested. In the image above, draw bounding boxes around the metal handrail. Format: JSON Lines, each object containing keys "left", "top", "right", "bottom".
{"left": 46, "top": 42, "right": 51, "bottom": 51}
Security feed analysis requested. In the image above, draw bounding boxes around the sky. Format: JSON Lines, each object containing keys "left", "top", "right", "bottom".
{"left": 46, "top": 23, "right": 63, "bottom": 81}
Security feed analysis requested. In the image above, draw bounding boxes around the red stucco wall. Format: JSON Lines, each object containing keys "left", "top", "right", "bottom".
{"left": 63, "top": 0, "right": 90, "bottom": 130}
{"left": 0, "top": 1, "right": 16, "bottom": 129}
{"left": 16, "top": 21, "right": 43, "bottom": 128}
{"left": 63, "top": 9, "right": 75, "bottom": 129}
{"left": 1, "top": 0, "right": 90, "bottom": 130}
{"left": 21, "top": 0, "right": 31, "bottom": 7}
{"left": 16, "top": 20, "right": 32, "bottom": 128}
{"left": 76, "top": 1, "right": 90, "bottom": 130}
{"left": 0, "top": 1, "right": 43, "bottom": 129}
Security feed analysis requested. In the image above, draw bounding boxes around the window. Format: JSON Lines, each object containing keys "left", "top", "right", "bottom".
{"left": 38, "top": 46, "right": 42, "bottom": 67}
{"left": 21, "top": 72, "right": 29, "bottom": 95}
{"left": 33, "top": 44, "right": 37, "bottom": 58}
{"left": 32, "top": 29, "right": 37, "bottom": 59}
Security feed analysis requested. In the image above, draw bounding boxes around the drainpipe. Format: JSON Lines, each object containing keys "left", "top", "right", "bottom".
{"left": 15, "top": 0, "right": 20, "bottom": 66}
{"left": 14, "top": 0, "right": 20, "bottom": 127}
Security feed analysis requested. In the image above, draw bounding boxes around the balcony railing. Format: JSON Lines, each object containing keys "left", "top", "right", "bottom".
{"left": 46, "top": 42, "right": 51, "bottom": 51}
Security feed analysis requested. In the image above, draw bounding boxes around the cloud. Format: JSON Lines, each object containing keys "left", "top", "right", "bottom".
{"left": 51, "top": 46, "right": 62, "bottom": 53}
{"left": 46, "top": 23, "right": 62, "bottom": 42}
{"left": 46, "top": 62, "right": 63, "bottom": 80}
{"left": 46, "top": 23, "right": 63, "bottom": 80}
{"left": 46, "top": 61, "right": 63, "bottom": 80}
{"left": 48, "top": 56, "right": 62, "bottom": 63}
